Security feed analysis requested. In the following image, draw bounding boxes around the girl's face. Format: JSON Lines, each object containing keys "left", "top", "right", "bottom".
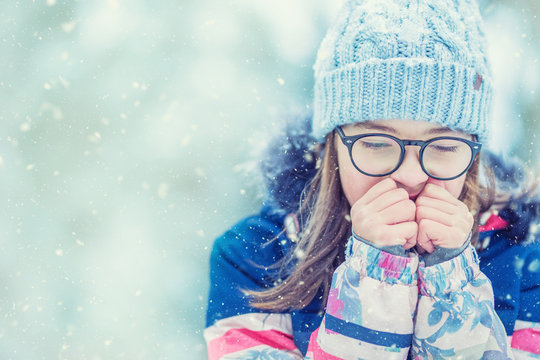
{"left": 336, "top": 119, "right": 472, "bottom": 206}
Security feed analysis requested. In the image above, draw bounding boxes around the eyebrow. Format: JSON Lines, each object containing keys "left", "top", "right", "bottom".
{"left": 352, "top": 122, "right": 397, "bottom": 133}
{"left": 351, "top": 121, "right": 460, "bottom": 136}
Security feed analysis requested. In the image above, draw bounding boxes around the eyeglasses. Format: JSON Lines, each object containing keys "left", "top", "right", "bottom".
{"left": 335, "top": 126, "right": 482, "bottom": 181}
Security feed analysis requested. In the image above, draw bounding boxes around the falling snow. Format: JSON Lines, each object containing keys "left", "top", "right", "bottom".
{"left": 0, "top": 1, "right": 538, "bottom": 360}
{"left": 157, "top": 183, "right": 169, "bottom": 199}
{"left": 61, "top": 22, "right": 76, "bottom": 33}
{"left": 528, "top": 259, "right": 540, "bottom": 273}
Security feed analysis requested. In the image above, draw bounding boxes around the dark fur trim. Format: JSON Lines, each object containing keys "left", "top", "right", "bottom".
{"left": 482, "top": 151, "right": 540, "bottom": 243}
{"left": 259, "top": 112, "right": 319, "bottom": 216}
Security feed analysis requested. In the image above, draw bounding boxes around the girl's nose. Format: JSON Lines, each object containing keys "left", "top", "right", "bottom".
{"left": 389, "top": 148, "right": 429, "bottom": 189}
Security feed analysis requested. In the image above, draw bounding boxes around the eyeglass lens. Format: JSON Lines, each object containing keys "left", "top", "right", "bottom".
{"left": 350, "top": 136, "right": 473, "bottom": 179}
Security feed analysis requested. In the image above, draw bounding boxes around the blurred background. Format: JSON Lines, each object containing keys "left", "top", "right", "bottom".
{"left": 0, "top": 0, "right": 538, "bottom": 359}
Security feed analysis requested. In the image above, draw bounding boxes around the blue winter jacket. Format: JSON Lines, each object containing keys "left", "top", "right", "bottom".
{"left": 205, "top": 115, "right": 540, "bottom": 359}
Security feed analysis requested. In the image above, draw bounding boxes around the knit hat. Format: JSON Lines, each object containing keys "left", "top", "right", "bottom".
{"left": 312, "top": 0, "right": 492, "bottom": 142}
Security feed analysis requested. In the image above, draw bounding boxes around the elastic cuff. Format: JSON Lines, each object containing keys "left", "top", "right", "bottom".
{"left": 352, "top": 231, "right": 409, "bottom": 257}
{"left": 346, "top": 236, "right": 418, "bottom": 286}
{"left": 418, "top": 245, "right": 480, "bottom": 297}
{"left": 421, "top": 233, "right": 472, "bottom": 267}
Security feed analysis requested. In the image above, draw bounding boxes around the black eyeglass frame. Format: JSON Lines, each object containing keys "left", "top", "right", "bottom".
{"left": 335, "top": 126, "right": 482, "bottom": 181}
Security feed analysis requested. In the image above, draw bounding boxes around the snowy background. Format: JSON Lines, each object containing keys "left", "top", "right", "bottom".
{"left": 0, "top": 1, "right": 538, "bottom": 359}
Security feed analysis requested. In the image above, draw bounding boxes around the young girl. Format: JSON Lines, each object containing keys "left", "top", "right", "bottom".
{"left": 204, "top": 0, "right": 540, "bottom": 358}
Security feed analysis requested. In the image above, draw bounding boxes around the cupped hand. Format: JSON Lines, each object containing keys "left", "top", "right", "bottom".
{"left": 414, "top": 183, "right": 474, "bottom": 254}
{"left": 351, "top": 178, "right": 418, "bottom": 250}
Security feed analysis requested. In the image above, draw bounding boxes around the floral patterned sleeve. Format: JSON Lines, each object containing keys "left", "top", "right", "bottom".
{"left": 308, "top": 237, "right": 419, "bottom": 359}
{"left": 412, "top": 245, "right": 515, "bottom": 359}
{"left": 205, "top": 235, "right": 419, "bottom": 360}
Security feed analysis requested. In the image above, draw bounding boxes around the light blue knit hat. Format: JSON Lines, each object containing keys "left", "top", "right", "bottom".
{"left": 312, "top": 0, "right": 492, "bottom": 142}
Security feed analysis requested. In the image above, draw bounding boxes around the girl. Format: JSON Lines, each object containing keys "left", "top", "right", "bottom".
{"left": 205, "top": 0, "right": 540, "bottom": 358}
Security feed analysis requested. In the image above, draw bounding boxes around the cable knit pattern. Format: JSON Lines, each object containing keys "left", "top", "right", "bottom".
{"left": 312, "top": 0, "right": 492, "bottom": 142}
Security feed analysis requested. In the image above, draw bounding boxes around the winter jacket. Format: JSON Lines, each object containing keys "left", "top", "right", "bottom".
{"left": 204, "top": 115, "right": 540, "bottom": 359}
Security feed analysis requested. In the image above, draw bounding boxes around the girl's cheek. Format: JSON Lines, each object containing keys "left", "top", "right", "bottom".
{"left": 426, "top": 178, "right": 446, "bottom": 188}
{"left": 426, "top": 177, "right": 465, "bottom": 199}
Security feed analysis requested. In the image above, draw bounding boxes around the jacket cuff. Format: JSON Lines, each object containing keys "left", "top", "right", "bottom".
{"left": 346, "top": 236, "right": 418, "bottom": 286}
{"left": 352, "top": 231, "right": 409, "bottom": 257}
{"left": 418, "top": 245, "right": 480, "bottom": 297}
{"left": 421, "top": 232, "right": 471, "bottom": 267}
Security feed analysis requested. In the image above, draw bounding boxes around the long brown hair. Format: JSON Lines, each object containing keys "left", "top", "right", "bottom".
{"left": 247, "top": 130, "right": 492, "bottom": 311}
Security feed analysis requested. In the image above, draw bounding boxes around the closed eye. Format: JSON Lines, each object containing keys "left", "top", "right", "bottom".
{"left": 360, "top": 141, "right": 392, "bottom": 149}
{"left": 431, "top": 145, "right": 458, "bottom": 153}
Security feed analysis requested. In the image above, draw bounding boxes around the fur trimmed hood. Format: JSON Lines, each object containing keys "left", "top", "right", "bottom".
{"left": 259, "top": 112, "right": 319, "bottom": 218}
{"left": 259, "top": 114, "right": 539, "bottom": 243}
{"left": 482, "top": 151, "right": 540, "bottom": 244}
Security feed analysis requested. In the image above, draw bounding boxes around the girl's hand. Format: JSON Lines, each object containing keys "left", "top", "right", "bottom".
{"left": 351, "top": 178, "right": 417, "bottom": 250}
{"left": 415, "top": 183, "right": 474, "bottom": 254}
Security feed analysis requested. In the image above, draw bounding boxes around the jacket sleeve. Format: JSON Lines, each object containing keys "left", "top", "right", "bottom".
{"left": 204, "top": 215, "right": 307, "bottom": 359}
{"left": 510, "top": 248, "right": 540, "bottom": 359}
{"left": 205, "top": 312, "right": 305, "bottom": 359}
{"left": 412, "top": 245, "right": 515, "bottom": 359}
{"left": 308, "top": 237, "right": 419, "bottom": 359}
{"left": 205, "top": 221, "right": 419, "bottom": 359}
